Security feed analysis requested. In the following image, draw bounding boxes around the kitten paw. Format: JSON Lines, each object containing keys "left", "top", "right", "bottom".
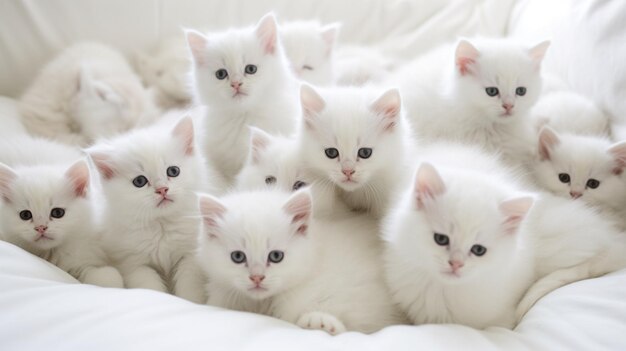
{"left": 296, "top": 311, "right": 347, "bottom": 335}
{"left": 83, "top": 266, "right": 124, "bottom": 288}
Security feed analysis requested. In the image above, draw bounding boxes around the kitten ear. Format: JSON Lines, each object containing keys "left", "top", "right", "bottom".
{"left": 0, "top": 163, "right": 17, "bottom": 203}
{"left": 529, "top": 40, "right": 551, "bottom": 68}
{"left": 248, "top": 126, "right": 273, "bottom": 164}
{"left": 65, "top": 159, "right": 90, "bottom": 198}
{"left": 455, "top": 39, "right": 480, "bottom": 76}
{"left": 608, "top": 141, "right": 626, "bottom": 175}
{"left": 283, "top": 188, "right": 312, "bottom": 236}
{"left": 371, "top": 88, "right": 402, "bottom": 132}
{"left": 256, "top": 13, "right": 279, "bottom": 55}
{"left": 172, "top": 116, "right": 195, "bottom": 156}
{"left": 198, "top": 194, "right": 227, "bottom": 238}
{"left": 414, "top": 162, "right": 446, "bottom": 210}
{"left": 300, "top": 84, "right": 325, "bottom": 129}
{"left": 184, "top": 28, "right": 210, "bottom": 66}
{"left": 320, "top": 23, "right": 341, "bottom": 57}
{"left": 500, "top": 196, "right": 534, "bottom": 235}
{"left": 538, "top": 126, "right": 560, "bottom": 161}
{"left": 87, "top": 151, "right": 116, "bottom": 180}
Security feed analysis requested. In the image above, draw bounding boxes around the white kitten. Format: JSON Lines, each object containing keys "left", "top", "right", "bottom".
{"left": 185, "top": 13, "right": 299, "bottom": 183}
{"left": 393, "top": 38, "right": 550, "bottom": 166}
{"left": 0, "top": 136, "right": 123, "bottom": 288}
{"left": 383, "top": 145, "right": 535, "bottom": 329}
{"left": 198, "top": 189, "right": 405, "bottom": 334}
{"left": 19, "top": 42, "right": 157, "bottom": 146}
{"left": 297, "top": 84, "right": 415, "bottom": 217}
{"left": 280, "top": 21, "right": 339, "bottom": 85}
{"left": 87, "top": 116, "right": 215, "bottom": 303}
{"left": 334, "top": 45, "right": 400, "bottom": 86}
{"left": 533, "top": 126, "right": 626, "bottom": 228}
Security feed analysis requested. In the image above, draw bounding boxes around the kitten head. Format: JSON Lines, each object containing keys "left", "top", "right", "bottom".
{"left": 87, "top": 116, "right": 202, "bottom": 218}
{"left": 280, "top": 21, "right": 340, "bottom": 85}
{"left": 385, "top": 162, "right": 533, "bottom": 284}
{"left": 453, "top": 38, "right": 550, "bottom": 121}
{"left": 236, "top": 127, "right": 309, "bottom": 192}
{"left": 534, "top": 126, "right": 626, "bottom": 207}
{"left": 185, "top": 13, "right": 292, "bottom": 110}
{"left": 198, "top": 189, "right": 315, "bottom": 300}
{"left": 0, "top": 160, "right": 92, "bottom": 251}
{"left": 299, "top": 84, "right": 406, "bottom": 192}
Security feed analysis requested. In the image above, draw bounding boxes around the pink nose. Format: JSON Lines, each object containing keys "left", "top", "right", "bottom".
{"left": 570, "top": 191, "right": 582, "bottom": 199}
{"left": 502, "top": 103, "right": 514, "bottom": 112}
{"left": 249, "top": 275, "right": 265, "bottom": 285}
{"left": 342, "top": 169, "right": 355, "bottom": 177}
{"left": 231, "top": 81, "right": 242, "bottom": 89}
{"left": 34, "top": 225, "right": 48, "bottom": 234}
{"left": 155, "top": 187, "right": 169, "bottom": 196}
{"left": 448, "top": 260, "right": 464, "bottom": 271}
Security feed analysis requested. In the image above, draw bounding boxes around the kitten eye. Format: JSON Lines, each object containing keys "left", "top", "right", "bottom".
{"left": 433, "top": 233, "right": 449, "bottom": 246}
{"left": 324, "top": 148, "right": 339, "bottom": 159}
{"left": 265, "top": 176, "right": 277, "bottom": 185}
{"left": 215, "top": 69, "right": 228, "bottom": 80}
{"left": 515, "top": 87, "right": 527, "bottom": 96}
{"left": 558, "top": 173, "right": 570, "bottom": 184}
{"left": 19, "top": 210, "right": 32, "bottom": 221}
{"left": 50, "top": 208, "right": 65, "bottom": 219}
{"left": 292, "top": 180, "right": 307, "bottom": 191}
{"left": 302, "top": 65, "right": 314, "bottom": 71}
{"left": 230, "top": 251, "right": 247, "bottom": 264}
{"left": 268, "top": 250, "right": 284, "bottom": 263}
{"left": 485, "top": 87, "right": 499, "bottom": 97}
{"left": 245, "top": 64, "right": 257, "bottom": 75}
{"left": 470, "top": 244, "right": 487, "bottom": 256}
{"left": 586, "top": 178, "right": 601, "bottom": 189}
{"left": 166, "top": 166, "right": 180, "bottom": 178}
{"left": 357, "top": 148, "right": 373, "bottom": 159}
{"left": 132, "top": 175, "right": 149, "bottom": 188}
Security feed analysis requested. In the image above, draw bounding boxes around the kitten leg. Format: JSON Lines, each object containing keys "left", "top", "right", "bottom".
{"left": 123, "top": 265, "right": 167, "bottom": 293}
{"left": 81, "top": 266, "right": 125, "bottom": 288}
{"left": 173, "top": 256, "right": 206, "bottom": 303}
{"left": 296, "top": 311, "right": 347, "bottom": 335}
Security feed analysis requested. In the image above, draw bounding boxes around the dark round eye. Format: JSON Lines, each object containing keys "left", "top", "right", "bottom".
{"left": 230, "top": 251, "right": 246, "bottom": 264}
{"left": 268, "top": 250, "right": 284, "bottom": 263}
{"left": 245, "top": 64, "right": 257, "bottom": 75}
{"left": 471, "top": 244, "right": 487, "bottom": 256}
{"left": 19, "top": 210, "right": 32, "bottom": 221}
{"left": 50, "top": 208, "right": 65, "bottom": 219}
{"left": 586, "top": 178, "right": 600, "bottom": 189}
{"left": 265, "top": 176, "right": 276, "bottom": 185}
{"left": 485, "top": 87, "right": 499, "bottom": 97}
{"left": 433, "top": 233, "right": 449, "bottom": 246}
{"left": 132, "top": 175, "right": 149, "bottom": 188}
{"left": 558, "top": 173, "right": 570, "bottom": 184}
{"left": 324, "top": 148, "right": 339, "bottom": 159}
{"left": 215, "top": 69, "right": 228, "bottom": 80}
{"left": 292, "top": 180, "right": 307, "bottom": 191}
{"left": 302, "top": 65, "right": 313, "bottom": 71}
{"left": 357, "top": 148, "right": 373, "bottom": 159}
{"left": 515, "top": 87, "right": 527, "bottom": 96}
{"left": 166, "top": 166, "right": 180, "bottom": 178}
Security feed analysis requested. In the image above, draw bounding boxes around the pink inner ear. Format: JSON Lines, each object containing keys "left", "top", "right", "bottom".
{"left": 415, "top": 163, "right": 446, "bottom": 210}
{"left": 0, "top": 164, "right": 16, "bottom": 203}
{"left": 256, "top": 14, "right": 278, "bottom": 55}
{"left": 608, "top": 142, "right": 626, "bottom": 175}
{"left": 249, "top": 127, "right": 272, "bottom": 164}
{"left": 300, "top": 84, "right": 325, "bottom": 129}
{"left": 455, "top": 40, "right": 480, "bottom": 76}
{"left": 283, "top": 189, "right": 312, "bottom": 235}
{"left": 371, "top": 89, "right": 401, "bottom": 132}
{"left": 538, "top": 126, "right": 560, "bottom": 161}
{"left": 320, "top": 24, "right": 340, "bottom": 57}
{"left": 172, "top": 116, "right": 195, "bottom": 156}
{"left": 89, "top": 152, "right": 115, "bottom": 180}
{"left": 185, "top": 29, "right": 209, "bottom": 66}
{"left": 199, "top": 195, "right": 227, "bottom": 237}
{"left": 65, "top": 160, "right": 90, "bottom": 198}
{"left": 500, "top": 196, "right": 534, "bottom": 235}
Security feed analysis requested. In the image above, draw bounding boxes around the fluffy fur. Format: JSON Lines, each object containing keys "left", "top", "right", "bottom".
{"left": 198, "top": 189, "right": 405, "bottom": 334}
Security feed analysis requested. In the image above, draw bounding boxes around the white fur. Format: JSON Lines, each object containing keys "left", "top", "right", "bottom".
{"left": 185, "top": 14, "right": 300, "bottom": 184}
{"left": 19, "top": 42, "right": 157, "bottom": 146}
{"left": 198, "top": 189, "right": 405, "bottom": 334}
{"left": 334, "top": 45, "right": 400, "bottom": 86}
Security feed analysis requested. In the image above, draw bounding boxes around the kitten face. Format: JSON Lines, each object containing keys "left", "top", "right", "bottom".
{"left": 186, "top": 13, "right": 289, "bottom": 109}
{"left": 388, "top": 163, "right": 532, "bottom": 284}
{"left": 0, "top": 161, "right": 91, "bottom": 251}
{"left": 299, "top": 85, "right": 403, "bottom": 192}
{"left": 535, "top": 127, "right": 626, "bottom": 206}
{"left": 198, "top": 189, "right": 314, "bottom": 300}
{"left": 454, "top": 39, "right": 549, "bottom": 121}
{"left": 88, "top": 116, "right": 201, "bottom": 218}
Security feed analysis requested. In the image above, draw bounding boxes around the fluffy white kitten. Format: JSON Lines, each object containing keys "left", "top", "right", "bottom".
{"left": 393, "top": 38, "right": 550, "bottom": 166}
{"left": 280, "top": 21, "right": 339, "bottom": 85}
{"left": 20, "top": 42, "right": 157, "bottom": 146}
{"left": 334, "top": 45, "right": 400, "bottom": 86}
{"left": 0, "top": 137, "right": 123, "bottom": 287}
{"left": 87, "top": 116, "right": 215, "bottom": 303}
{"left": 198, "top": 189, "right": 405, "bottom": 334}
{"left": 533, "top": 126, "right": 626, "bottom": 227}
{"left": 185, "top": 13, "right": 299, "bottom": 183}
{"left": 383, "top": 144, "right": 535, "bottom": 329}
{"left": 297, "top": 84, "right": 415, "bottom": 217}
